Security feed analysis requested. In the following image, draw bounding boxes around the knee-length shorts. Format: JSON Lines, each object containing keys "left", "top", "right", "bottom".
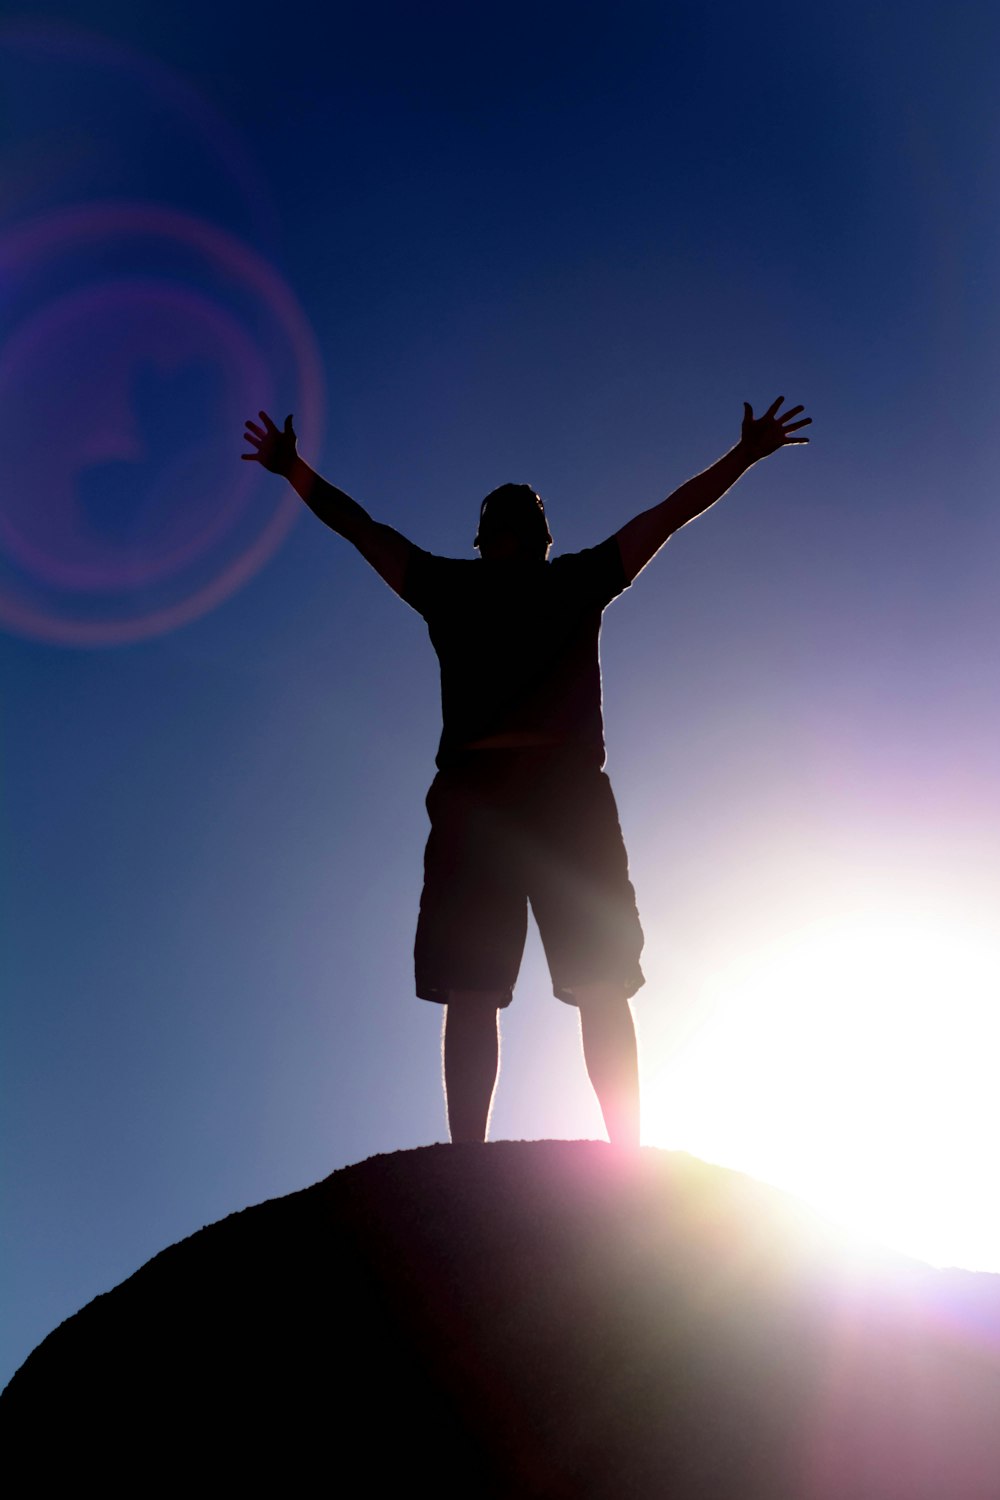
{"left": 415, "top": 750, "right": 645, "bottom": 1007}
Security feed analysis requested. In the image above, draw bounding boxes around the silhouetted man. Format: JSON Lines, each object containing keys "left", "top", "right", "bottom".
{"left": 242, "top": 398, "right": 810, "bottom": 1146}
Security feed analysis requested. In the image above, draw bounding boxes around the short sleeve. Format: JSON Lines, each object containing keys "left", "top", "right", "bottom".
{"left": 397, "top": 546, "right": 446, "bottom": 618}
{"left": 552, "top": 535, "right": 631, "bottom": 610}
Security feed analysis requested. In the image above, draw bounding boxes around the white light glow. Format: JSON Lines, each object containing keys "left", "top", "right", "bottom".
{"left": 645, "top": 912, "right": 1000, "bottom": 1269}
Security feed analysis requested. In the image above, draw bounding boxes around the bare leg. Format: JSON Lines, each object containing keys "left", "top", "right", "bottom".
{"left": 573, "top": 982, "right": 640, "bottom": 1148}
{"left": 442, "top": 993, "right": 504, "bottom": 1143}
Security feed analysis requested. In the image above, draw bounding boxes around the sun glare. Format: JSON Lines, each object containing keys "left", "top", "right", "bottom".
{"left": 645, "top": 912, "right": 1000, "bottom": 1270}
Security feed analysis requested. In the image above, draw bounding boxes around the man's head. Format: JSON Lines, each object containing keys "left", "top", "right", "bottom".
{"left": 474, "top": 483, "right": 553, "bottom": 561}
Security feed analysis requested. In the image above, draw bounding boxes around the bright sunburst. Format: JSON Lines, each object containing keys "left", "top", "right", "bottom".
{"left": 644, "top": 911, "right": 1000, "bottom": 1270}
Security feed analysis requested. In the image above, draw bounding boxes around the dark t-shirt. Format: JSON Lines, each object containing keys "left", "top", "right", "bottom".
{"left": 400, "top": 535, "right": 630, "bottom": 769}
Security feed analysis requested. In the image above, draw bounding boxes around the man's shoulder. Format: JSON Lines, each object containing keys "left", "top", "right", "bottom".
{"left": 550, "top": 535, "right": 619, "bottom": 568}
{"left": 410, "top": 550, "right": 479, "bottom": 584}
{"left": 408, "top": 546, "right": 476, "bottom": 566}
{"left": 399, "top": 548, "right": 478, "bottom": 616}
{"left": 549, "top": 535, "right": 629, "bottom": 603}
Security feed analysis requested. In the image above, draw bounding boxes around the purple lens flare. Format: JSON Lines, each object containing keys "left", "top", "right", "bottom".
{"left": 0, "top": 204, "right": 325, "bottom": 646}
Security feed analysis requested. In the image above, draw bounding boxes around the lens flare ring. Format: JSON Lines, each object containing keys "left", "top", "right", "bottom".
{"left": 0, "top": 204, "right": 324, "bottom": 646}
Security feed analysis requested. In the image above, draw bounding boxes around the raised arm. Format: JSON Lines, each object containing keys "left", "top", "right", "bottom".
{"left": 615, "top": 397, "right": 811, "bottom": 584}
{"left": 242, "top": 410, "right": 414, "bottom": 596}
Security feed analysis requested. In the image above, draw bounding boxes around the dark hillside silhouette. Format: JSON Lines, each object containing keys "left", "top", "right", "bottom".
{"left": 4, "top": 1142, "right": 1000, "bottom": 1496}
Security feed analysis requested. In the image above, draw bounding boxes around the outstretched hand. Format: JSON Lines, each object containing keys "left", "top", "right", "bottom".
{"left": 739, "top": 397, "right": 811, "bottom": 461}
{"left": 242, "top": 410, "right": 298, "bottom": 476}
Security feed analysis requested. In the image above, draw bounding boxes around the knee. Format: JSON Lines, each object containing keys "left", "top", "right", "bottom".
{"left": 446, "top": 990, "right": 506, "bottom": 1018}
{"left": 570, "top": 981, "right": 629, "bottom": 1011}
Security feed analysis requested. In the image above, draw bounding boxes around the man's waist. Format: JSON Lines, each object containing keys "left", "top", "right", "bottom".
{"left": 459, "top": 730, "right": 563, "bottom": 750}
{"left": 436, "top": 740, "right": 605, "bottom": 776}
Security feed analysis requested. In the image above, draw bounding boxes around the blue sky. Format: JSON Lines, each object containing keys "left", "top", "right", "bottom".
{"left": 4, "top": 0, "right": 1000, "bottom": 1383}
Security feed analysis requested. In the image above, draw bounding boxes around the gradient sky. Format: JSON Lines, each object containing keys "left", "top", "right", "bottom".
{"left": 4, "top": 0, "right": 1000, "bottom": 1385}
